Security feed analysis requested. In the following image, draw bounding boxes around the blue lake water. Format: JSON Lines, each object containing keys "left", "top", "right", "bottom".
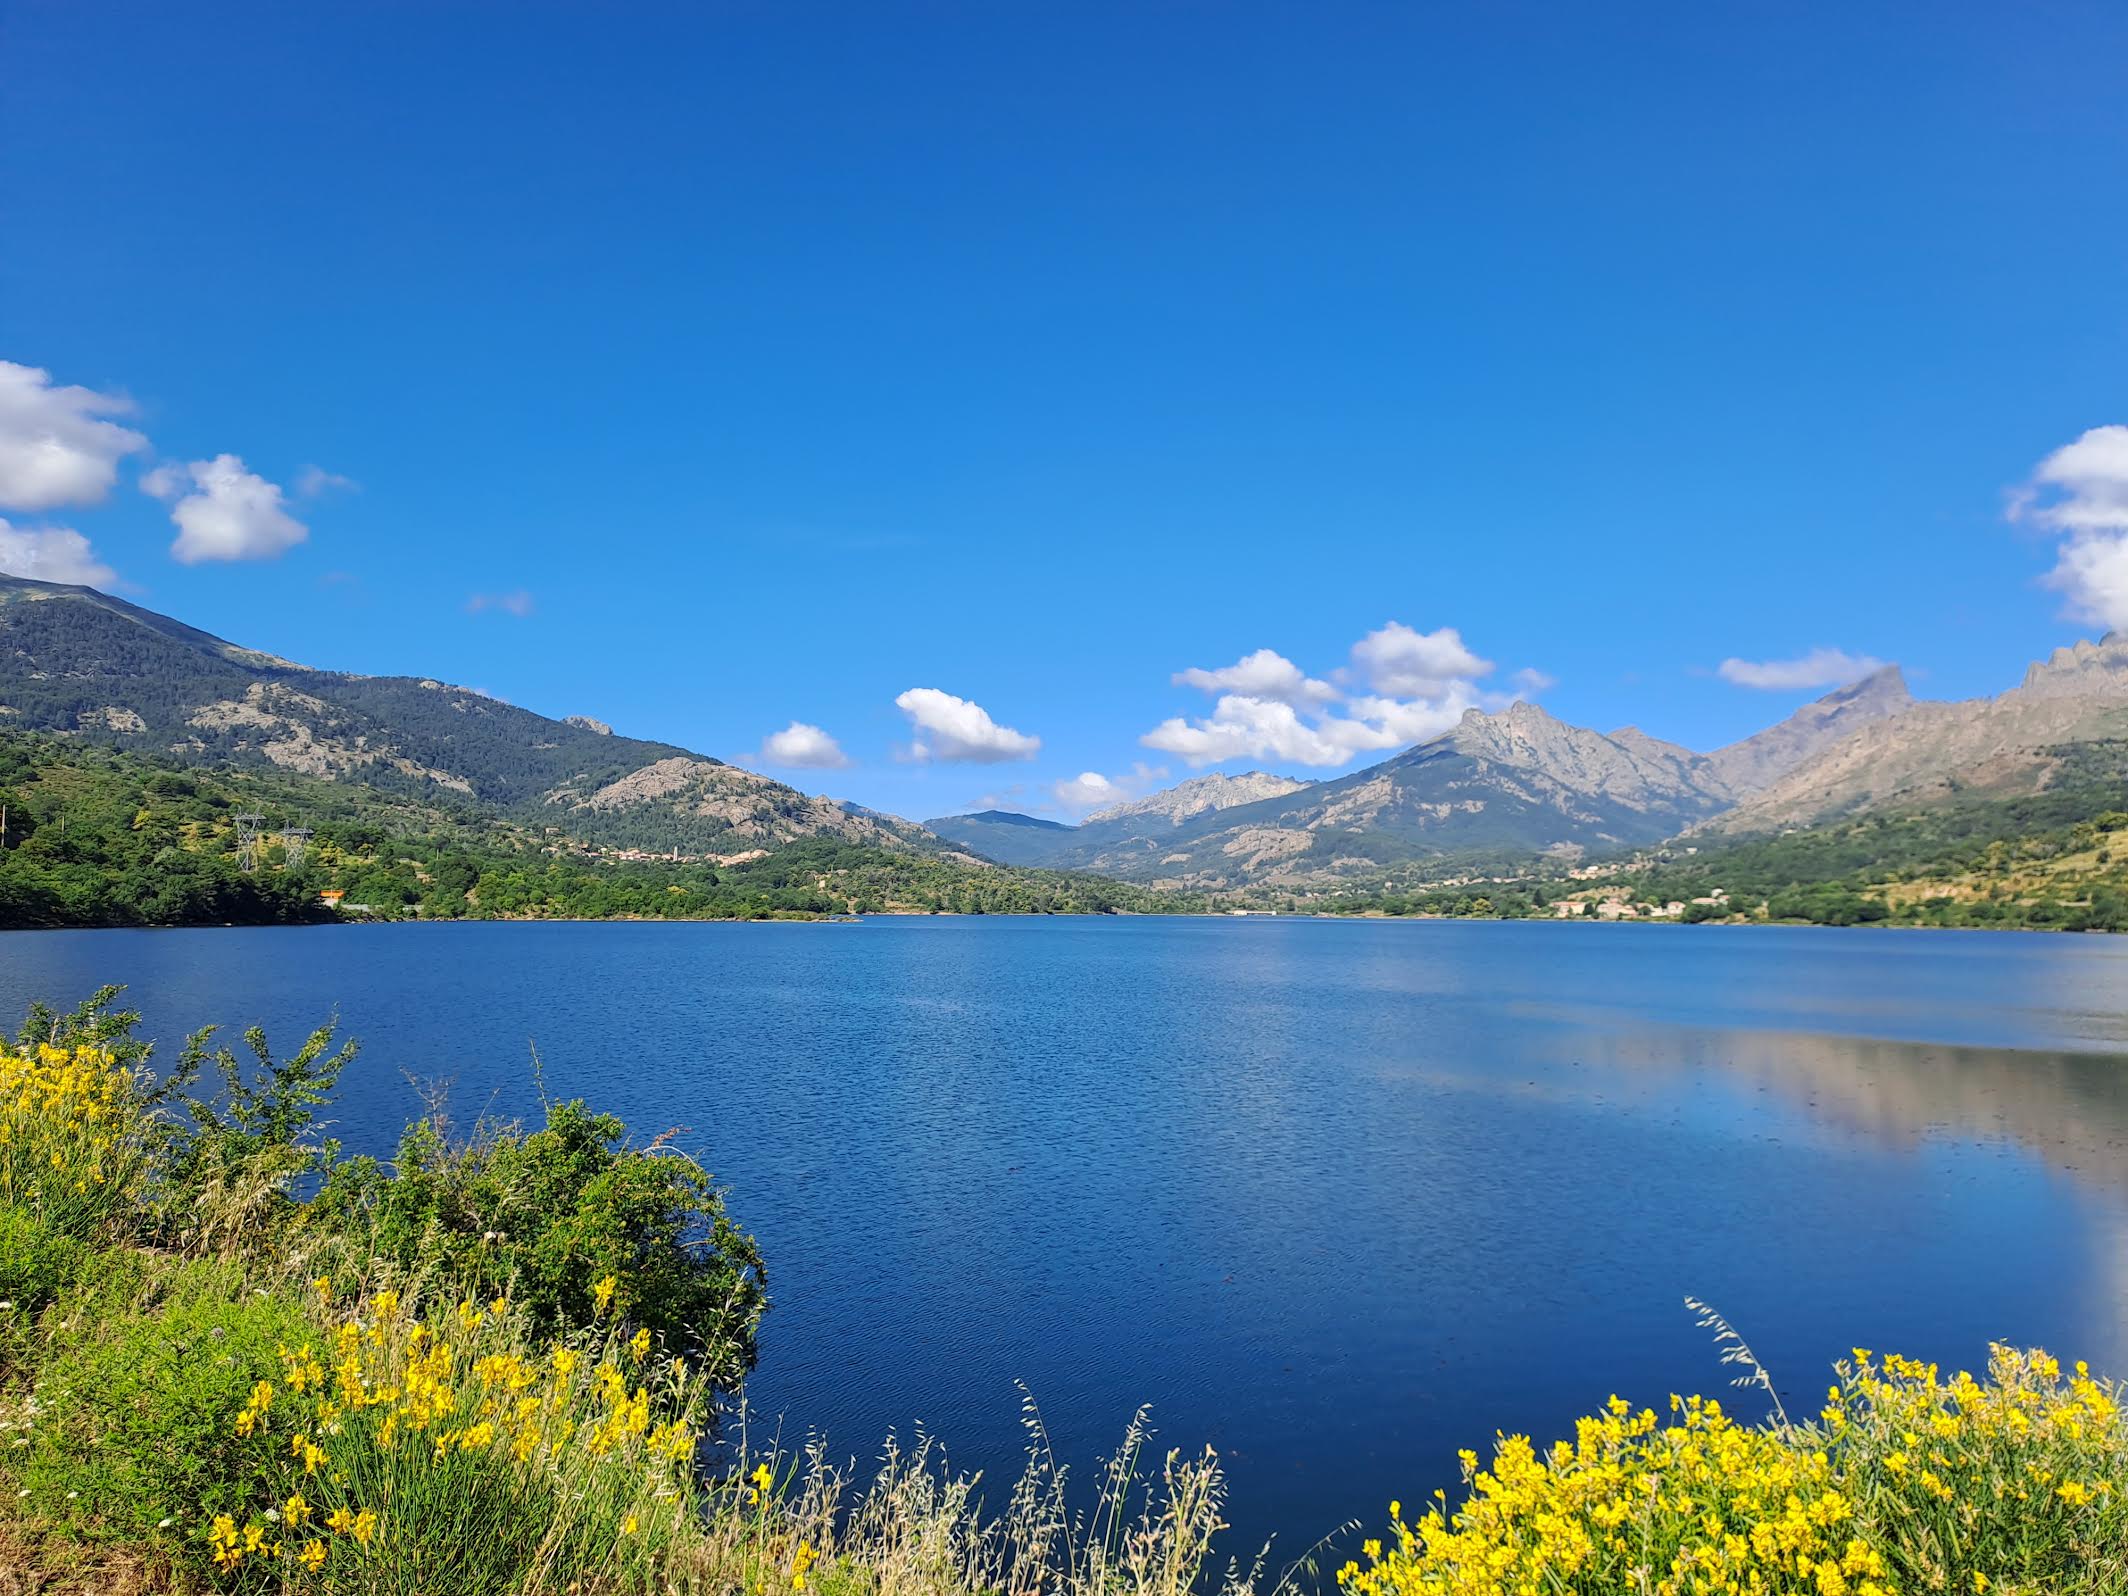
{"left": 4, "top": 917, "right": 2127, "bottom": 1554}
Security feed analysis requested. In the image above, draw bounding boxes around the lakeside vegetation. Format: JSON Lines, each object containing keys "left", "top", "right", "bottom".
{"left": 3, "top": 988, "right": 2125, "bottom": 1594}
{"left": 11, "top": 718, "right": 2128, "bottom": 934}
{"left": 1309, "top": 742, "right": 2128, "bottom": 931}
{"left": 0, "top": 734, "right": 1206, "bottom": 927}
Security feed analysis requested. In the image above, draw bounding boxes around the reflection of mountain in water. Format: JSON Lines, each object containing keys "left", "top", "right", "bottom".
{"left": 1591, "top": 1027, "right": 2128, "bottom": 1191}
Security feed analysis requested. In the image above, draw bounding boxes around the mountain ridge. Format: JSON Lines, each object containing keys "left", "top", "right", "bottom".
{"left": 0, "top": 573, "right": 919, "bottom": 857}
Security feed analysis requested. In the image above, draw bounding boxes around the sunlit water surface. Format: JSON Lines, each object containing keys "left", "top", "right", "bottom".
{"left": 5, "top": 918, "right": 2126, "bottom": 1551}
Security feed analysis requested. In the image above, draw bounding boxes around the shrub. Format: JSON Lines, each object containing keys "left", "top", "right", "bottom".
{"left": 154, "top": 1020, "right": 357, "bottom": 1258}
{"left": 0, "top": 1204, "right": 88, "bottom": 1322}
{"left": 1339, "top": 1345, "right": 2128, "bottom": 1596}
{"left": 0, "top": 1026, "right": 156, "bottom": 1243}
{"left": 192, "top": 1281, "right": 707, "bottom": 1593}
{"left": 22, "top": 1258, "right": 314, "bottom": 1557}
{"left": 1826, "top": 1346, "right": 2128, "bottom": 1594}
{"left": 310, "top": 1101, "right": 765, "bottom": 1390}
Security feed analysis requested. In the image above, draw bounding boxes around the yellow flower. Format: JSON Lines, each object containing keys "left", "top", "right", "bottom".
{"left": 284, "top": 1491, "right": 311, "bottom": 1525}
{"left": 311, "top": 1274, "right": 332, "bottom": 1304}
{"left": 593, "top": 1275, "right": 618, "bottom": 1314}
{"left": 299, "top": 1538, "right": 326, "bottom": 1571}
{"left": 352, "top": 1509, "right": 377, "bottom": 1546}
{"left": 630, "top": 1327, "right": 651, "bottom": 1359}
{"left": 622, "top": 1512, "right": 640, "bottom": 1535}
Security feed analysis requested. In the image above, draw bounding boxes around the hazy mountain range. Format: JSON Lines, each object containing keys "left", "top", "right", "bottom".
{"left": 928, "top": 666, "right": 1921, "bottom": 885}
{"left": 8, "top": 572, "right": 2128, "bottom": 892}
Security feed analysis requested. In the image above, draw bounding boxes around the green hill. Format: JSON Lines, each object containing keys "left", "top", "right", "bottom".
{"left": 0, "top": 731, "right": 1208, "bottom": 927}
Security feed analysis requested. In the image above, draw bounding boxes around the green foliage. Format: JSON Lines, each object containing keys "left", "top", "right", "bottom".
{"left": 155, "top": 1021, "right": 359, "bottom": 1257}
{"left": 0, "top": 731, "right": 1208, "bottom": 927}
{"left": 1598, "top": 743, "right": 2128, "bottom": 930}
{"left": 311, "top": 1101, "right": 766, "bottom": 1390}
{"left": 0, "top": 1204, "right": 89, "bottom": 1343}
{"left": 22, "top": 1257, "right": 313, "bottom": 1561}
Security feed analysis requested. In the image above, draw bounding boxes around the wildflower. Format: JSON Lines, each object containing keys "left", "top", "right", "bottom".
{"left": 630, "top": 1326, "right": 651, "bottom": 1359}
{"left": 593, "top": 1275, "right": 618, "bottom": 1315}
{"left": 311, "top": 1275, "right": 332, "bottom": 1304}
{"left": 352, "top": 1508, "right": 377, "bottom": 1546}
{"left": 326, "top": 1506, "right": 355, "bottom": 1536}
{"left": 792, "top": 1541, "right": 817, "bottom": 1589}
{"left": 299, "top": 1538, "right": 326, "bottom": 1571}
{"left": 623, "top": 1512, "right": 640, "bottom": 1535}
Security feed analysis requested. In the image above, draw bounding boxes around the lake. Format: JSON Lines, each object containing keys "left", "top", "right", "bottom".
{"left": 4, "top": 917, "right": 2126, "bottom": 1554}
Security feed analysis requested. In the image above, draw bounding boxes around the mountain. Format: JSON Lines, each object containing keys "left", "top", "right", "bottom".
{"left": 1709, "top": 638, "right": 2128, "bottom": 834}
{"left": 1701, "top": 665, "right": 1915, "bottom": 796}
{"left": 1084, "top": 770, "right": 1312, "bottom": 826}
{"left": 0, "top": 728, "right": 1202, "bottom": 928}
{"left": 1027, "top": 703, "right": 1732, "bottom": 888}
{"left": 923, "top": 809, "right": 1078, "bottom": 867}
{"left": 926, "top": 680, "right": 1938, "bottom": 889}
{"left": 923, "top": 772, "right": 1315, "bottom": 869}
{"left": 0, "top": 574, "right": 913, "bottom": 857}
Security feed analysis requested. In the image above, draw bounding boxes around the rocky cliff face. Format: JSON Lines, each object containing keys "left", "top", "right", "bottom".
{"left": 1707, "top": 640, "right": 2128, "bottom": 833}
{"left": 1702, "top": 666, "right": 1914, "bottom": 797}
{"left": 1447, "top": 702, "right": 1717, "bottom": 808}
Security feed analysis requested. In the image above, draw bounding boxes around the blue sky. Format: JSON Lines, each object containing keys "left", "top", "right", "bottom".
{"left": 2, "top": 1, "right": 2125, "bottom": 820}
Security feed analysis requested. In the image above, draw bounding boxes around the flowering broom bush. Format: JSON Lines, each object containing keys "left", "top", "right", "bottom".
{"left": 1339, "top": 1346, "right": 2128, "bottom": 1596}
{"left": 187, "top": 1278, "right": 707, "bottom": 1593}
{"left": 0, "top": 1034, "right": 154, "bottom": 1243}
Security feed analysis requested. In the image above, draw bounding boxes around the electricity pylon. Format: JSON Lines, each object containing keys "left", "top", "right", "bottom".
{"left": 234, "top": 813, "right": 266, "bottom": 873}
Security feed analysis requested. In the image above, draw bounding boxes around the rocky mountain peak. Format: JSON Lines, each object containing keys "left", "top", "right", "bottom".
{"left": 1824, "top": 664, "right": 1912, "bottom": 711}
{"left": 2013, "top": 635, "right": 2128, "bottom": 702}
{"left": 1085, "top": 768, "right": 1312, "bottom": 826}
{"left": 1702, "top": 663, "right": 1917, "bottom": 799}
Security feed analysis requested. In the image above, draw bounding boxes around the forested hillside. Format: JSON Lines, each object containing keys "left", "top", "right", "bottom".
{"left": 0, "top": 733, "right": 1207, "bottom": 927}
{"left": 0, "top": 576, "right": 918, "bottom": 857}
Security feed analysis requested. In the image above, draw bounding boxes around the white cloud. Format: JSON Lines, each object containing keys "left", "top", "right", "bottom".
{"left": 466, "top": 589, "right": 536, "bottom": 617}
{"left": 1510, "top": 666, "right": 1557, "bottom": 696}
{"left": 0, "top": 518, "right": 117, "bottom": 587}
{"left": 295, "top": 464, "right": 357, "bottom": 497}
{"left": 1173, "top": 647, "right": 1336, "bottom": 706}
{"left": 1349, "top": 622, "right": 1492, "bottom": 698}
{"left": 1343, "top": 689, "right": 1482, "bottom": 745}
{"left": 1053, "top": 771, "right": 1121, "bottom": 810}
{"left": 2012, "top": 425, "right": 2128, "bottom": 630}
{"left": 1716, "top": 647, "right": 1887, "bottom": 691}
{"left": 895, "top": 687, "right": 1040, "bottom": 763}
{"left": 1143, "top": 620, "right": 1502, "bottom": 769}
{"left": 1051, "top": 763, "right": 1164, "bottom": 813}
{"left": 760, "top": 721, "right": 852, "bottom": 769}
{"left": 1142, "top": 694, "right": 1403, "bottom": 768}
{"left": 0, "top": 361, "right": 149, "bottom": 511}
{"left": 144, "top": 453, "right": 307, "bottom": 564}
